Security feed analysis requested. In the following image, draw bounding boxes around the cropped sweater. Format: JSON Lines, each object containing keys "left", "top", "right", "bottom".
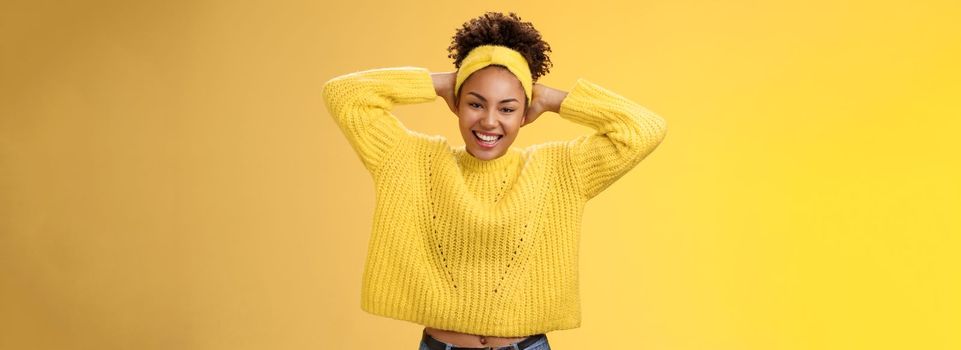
{"left": 321, "top": 66, "right": 667, "bottom": 336}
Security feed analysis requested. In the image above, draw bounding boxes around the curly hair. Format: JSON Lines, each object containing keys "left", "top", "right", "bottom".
{"left": 447, "top": 11, "right": 553, "bottom": 82}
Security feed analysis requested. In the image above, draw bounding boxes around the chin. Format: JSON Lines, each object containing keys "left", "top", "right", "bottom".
{"left": 465, "top": 145, "right": 503, "bottom": 160}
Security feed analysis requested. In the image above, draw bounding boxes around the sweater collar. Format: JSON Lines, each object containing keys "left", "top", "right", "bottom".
{"left": 455, "top": 146, "right": 521, "bottom": 173}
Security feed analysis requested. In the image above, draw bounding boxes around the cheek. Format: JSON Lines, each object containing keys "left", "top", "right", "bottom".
{"left": 457, "top": 114, "right": 475, "bottom": 131}
{"left": 457, "top": 110, "right": 481, "bottom": 125}
{"left": 506, "top": 116, "right": 524, "bottom": 132}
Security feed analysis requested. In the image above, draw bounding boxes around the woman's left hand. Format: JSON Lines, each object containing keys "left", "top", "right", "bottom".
{"left": 522, "top": 83, "right": 568, "bottom": 127}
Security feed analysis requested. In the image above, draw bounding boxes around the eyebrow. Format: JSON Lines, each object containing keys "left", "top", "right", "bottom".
{"left": 467, "top": 92, "right": 519, "bottom": 104}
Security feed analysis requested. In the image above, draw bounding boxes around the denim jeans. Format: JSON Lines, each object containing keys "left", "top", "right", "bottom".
{"left": 419, "top": 331, "right": 551, "bottom": 350}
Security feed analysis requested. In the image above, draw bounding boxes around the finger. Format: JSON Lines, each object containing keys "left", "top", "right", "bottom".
{"left": 525, "top": 107, "right": 539, "bottom": 125}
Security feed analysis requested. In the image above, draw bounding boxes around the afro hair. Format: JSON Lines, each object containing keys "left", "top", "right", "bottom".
{"left": 447, "top": 11, "right": 553, "bottom": 82}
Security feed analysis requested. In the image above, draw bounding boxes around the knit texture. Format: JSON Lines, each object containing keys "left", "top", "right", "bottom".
{"left": 322, "top": 66, "right": 667, "bottom": 336}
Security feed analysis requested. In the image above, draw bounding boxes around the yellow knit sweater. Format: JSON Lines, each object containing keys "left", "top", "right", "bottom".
{"left": 322, "top": 66, "right": 667, "bottom": 336}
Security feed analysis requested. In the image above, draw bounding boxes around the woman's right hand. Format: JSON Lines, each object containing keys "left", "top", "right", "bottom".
{"left": 431, "top": 71, "right": 458, "bottom": 115}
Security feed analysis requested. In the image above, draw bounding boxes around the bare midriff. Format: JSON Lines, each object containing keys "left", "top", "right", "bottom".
{"left": 424, "top": 326, "right": 533, "bottom": 348}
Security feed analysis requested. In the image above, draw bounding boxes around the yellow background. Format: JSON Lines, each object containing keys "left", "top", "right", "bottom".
{"left": 1, "top": 1, "right": 958, "bottom": 349}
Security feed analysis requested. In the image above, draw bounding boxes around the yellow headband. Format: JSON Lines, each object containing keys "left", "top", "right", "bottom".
{"left": 454, "top": 44, "right": 533, "bottom": 107}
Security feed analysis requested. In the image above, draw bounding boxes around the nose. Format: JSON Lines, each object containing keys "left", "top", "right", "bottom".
{"left": 480, "top": 110, "right": 498, "bottom": 129}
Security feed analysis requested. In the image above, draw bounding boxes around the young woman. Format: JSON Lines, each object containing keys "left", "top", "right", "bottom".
{"left": 322, "top": 12, "right": 667, "bottom": 350}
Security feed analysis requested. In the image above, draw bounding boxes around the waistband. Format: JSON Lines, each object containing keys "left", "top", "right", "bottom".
{"left": 421, "top": 328, "right": 546, "bottom": 350}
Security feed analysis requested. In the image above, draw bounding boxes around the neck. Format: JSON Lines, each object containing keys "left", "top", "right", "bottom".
{"left": 456, "top": 147, "right": 520, "bottom": 173}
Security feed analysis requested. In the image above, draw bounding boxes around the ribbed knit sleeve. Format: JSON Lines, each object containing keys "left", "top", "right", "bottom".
{"left": 321, "top": 66, "right": 438, "bottom": 174}
{"left": 558, "top": 78, "right": 668, "bottom": 200}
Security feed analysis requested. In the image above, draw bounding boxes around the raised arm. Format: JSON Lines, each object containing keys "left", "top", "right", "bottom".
{"left": 321, "top": 66, "right": 437, "bottom": 174}
{"left": 557, "top": 78, "right": 668, "bottom": 200}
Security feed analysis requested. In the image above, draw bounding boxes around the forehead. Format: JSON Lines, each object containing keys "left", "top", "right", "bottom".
{"left": 461, "top": 66, "right": 525, "bottom": 100}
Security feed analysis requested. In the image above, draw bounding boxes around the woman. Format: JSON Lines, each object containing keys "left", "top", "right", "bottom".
{"left": 322, "top": 12, "right": 667, "bottom": 350}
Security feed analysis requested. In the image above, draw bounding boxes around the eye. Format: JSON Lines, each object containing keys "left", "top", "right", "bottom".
{"left": 469, "top": 102, "right": 482, "bottom": 109}
{"left": 501, "top": 108, "right": 515, "bottom": 113}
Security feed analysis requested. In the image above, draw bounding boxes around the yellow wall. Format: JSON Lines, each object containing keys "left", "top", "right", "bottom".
{"left": 1, "top": 1, "right": 958, "bottom": 349}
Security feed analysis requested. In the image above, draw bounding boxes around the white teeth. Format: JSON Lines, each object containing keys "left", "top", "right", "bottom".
{"left": 474, "top": 131, "right": 501, "bottom": 142}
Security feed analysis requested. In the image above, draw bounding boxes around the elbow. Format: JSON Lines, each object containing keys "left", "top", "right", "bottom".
{"left": 321, "top": 77, "right": 338, "bottom": 106}
{"left": 322, "top": 75, "right": 348, "bottom": 102}
{"left": 636, "top": 104, "right": 667, "bottom": 143}
{"left": 623, "top": 109, "right": 667, "bottom": 162}
{"left": 321, "top": 79, "right": 340, "bottom": 115}
{"left": 322, "top": 74, "right": 367, "bottom": 115}
{"left": 652, "top": 114, "right": 667, "bottom": 144}
{"left": 322, "top": 71, "right": 366, "bottom": 101}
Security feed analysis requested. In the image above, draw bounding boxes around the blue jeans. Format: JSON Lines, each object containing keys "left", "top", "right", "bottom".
{"left": 419, "top": 331, "right": 551, "bottom": 350}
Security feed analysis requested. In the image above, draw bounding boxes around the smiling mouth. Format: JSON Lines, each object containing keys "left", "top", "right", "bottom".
{"left": 473, "top": 130, "right": 503, "bottom": 147}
